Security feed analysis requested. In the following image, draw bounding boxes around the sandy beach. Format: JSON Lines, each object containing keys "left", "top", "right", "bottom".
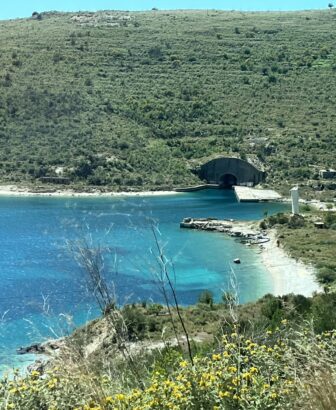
{"left": 260, "top": 230, "right": 322, "bottom": 297}
{"left": 0, "top": 185, "right": 180, "bottom": 198}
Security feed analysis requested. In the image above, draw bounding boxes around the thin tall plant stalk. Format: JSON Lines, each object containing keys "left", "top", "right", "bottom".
{"left": 69, "top": 237, "right": 144, "bottom": 388}
{"left": 151, "top": 226, "right": 194, "bottom": 365}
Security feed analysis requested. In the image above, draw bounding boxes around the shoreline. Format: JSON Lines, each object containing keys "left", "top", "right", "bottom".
{"left": 11, "top": 227, "right": 322, "bottom": 375}
{"left": 0, "top": 185, "right": 180, "bottom": 198}
{"left": 260, "top": 230, "right": 322, "bottom": 297}
{"left": 179, "top": 217, "right": 322, "bottom": 297}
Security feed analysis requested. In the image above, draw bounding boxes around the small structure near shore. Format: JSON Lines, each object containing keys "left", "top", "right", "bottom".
{"left": 40, "top": 176, "right": 70, "bottom": 185}
{"left": 314, "top": 221, "right": 325, "bottom": 229}
{"left": 290, "top": 186, "right": 299, "bottom": 215}
{"left": 319, "top": 169, "right": 336, "bottom": 179}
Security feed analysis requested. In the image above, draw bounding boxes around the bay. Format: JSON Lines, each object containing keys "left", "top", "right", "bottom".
{"left": 0, "top": 189, "right": 288, "bottom": 372}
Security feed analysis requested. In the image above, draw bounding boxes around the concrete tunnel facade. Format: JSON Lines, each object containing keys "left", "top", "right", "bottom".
{"left": 198, "top": 157, "right": 265, "bottom": 188}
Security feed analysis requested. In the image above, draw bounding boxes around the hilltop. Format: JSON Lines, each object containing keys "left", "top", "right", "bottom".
{"left": 0, "top": 9, "right": 336, "bottom": 195}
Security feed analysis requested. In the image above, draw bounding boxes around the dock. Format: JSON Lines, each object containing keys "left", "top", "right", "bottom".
{"left": 234, "top": 186, "right": 282, "bottom": 202}
{"left": 174, "top": 184, "right": 219, "bottom": 192}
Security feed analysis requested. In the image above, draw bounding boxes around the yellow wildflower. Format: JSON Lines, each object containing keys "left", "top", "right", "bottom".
{"left": 219, "top": 391, "right": 231, "bottom": 398}
{"left": 115, "top": 393, "right": 126, "bottom": 401}
{"left": 250, "top": 367, "right": 258, "bottom": 374}
{"left": 228, "top": 366, "right": 237, "bottom": 373}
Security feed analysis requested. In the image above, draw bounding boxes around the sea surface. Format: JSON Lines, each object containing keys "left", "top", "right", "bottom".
{"left": 0, "top": 189, "right": 288, "bottom": 372}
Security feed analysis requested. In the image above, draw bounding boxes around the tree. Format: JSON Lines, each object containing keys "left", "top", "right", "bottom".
{"left": 198, "top": 290, "right": 214, "bottom": 307}
{"left": 74, "top": 159, "right": 93, "bottom": 178}
{"left": 328, "top": 3, "right": 334, "bottom": 9}
{"left": 32, "top": 11, "right": 42, "bottom": 20}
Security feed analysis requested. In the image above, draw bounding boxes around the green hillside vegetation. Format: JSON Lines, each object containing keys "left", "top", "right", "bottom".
{"left": 0, "top": 10, "right": 336, "bottom": 192}
{"left": 2, "top": 293, "right": 336, "bottom": 409}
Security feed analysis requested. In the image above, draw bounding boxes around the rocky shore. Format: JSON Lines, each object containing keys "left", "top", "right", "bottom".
{"left": 180, "top": 217, "right": 270, "bottom": 244}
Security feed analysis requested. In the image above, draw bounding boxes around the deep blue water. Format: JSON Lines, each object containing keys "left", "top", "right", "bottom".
{"left": 0, "top": 189, "right": 288, "bottom": 372}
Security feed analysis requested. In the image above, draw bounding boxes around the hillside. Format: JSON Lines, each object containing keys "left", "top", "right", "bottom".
{"left": 3, "top": 293, "right": 336, "bottom": 409}
{"left": 0, "top": 9, "right": 336, "bottom": 192}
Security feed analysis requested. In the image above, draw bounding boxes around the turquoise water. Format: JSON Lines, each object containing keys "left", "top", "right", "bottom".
{"left": 0, "top": 189, "right": 287, "bottom": 372}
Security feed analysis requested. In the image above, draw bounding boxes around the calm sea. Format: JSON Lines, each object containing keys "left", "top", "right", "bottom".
{"left": 0, "top": 189, "right": 288, "bottom": 372}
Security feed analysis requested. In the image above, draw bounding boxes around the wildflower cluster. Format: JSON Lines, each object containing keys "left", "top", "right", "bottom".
{"left": 0, "top": 366, "right": 105, "bottom": 410}
{"left": 0, "top": 327, "right": 335, "bottom": 409}
{"left": 104, "top": 326, "right": 299, "bottom": 409}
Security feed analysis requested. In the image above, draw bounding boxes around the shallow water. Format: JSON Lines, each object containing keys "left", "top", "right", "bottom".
{"left": 0, "top": 189, "right": 288, "bottom": 372}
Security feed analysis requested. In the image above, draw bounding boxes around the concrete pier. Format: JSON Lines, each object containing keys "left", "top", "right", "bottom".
{"left": 234, "top": 186, "right": 282, "bottom": 202}
{"left": 174, "top": 184, "right": 219, "bottom": 192}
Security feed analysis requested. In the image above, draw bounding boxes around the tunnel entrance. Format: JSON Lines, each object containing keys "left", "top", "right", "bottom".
{"left": 220, "top": 173, "right": 237, "bottom": 189}
{"left": 199, "top": 157, "right": 265, "bottom": 187}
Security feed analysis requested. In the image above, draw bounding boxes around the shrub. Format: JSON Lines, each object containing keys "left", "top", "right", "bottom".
{"left": 324, "top": 212, "right": 336, "bottom": 228}
{"left": 316, "top": 266, "right": 336, "bottom": 284}
{"left": 2, "top": 325, "right": 336, "bottom": 409}
{"left": 198, "top": 290, "right": 214, "bottom": 307}
{"left": 288, "top": 214, "right": 305, "bottom": 228}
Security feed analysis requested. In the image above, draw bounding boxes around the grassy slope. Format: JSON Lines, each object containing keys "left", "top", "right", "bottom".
{"left": 0, "top": 10, "right": 336, "bottom": 191}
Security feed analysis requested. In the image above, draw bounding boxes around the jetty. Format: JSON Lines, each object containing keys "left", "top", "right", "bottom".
{"left": 234, "top": 186, "right": 282, "bottom": 202}
{"left": 180, "top": 217, "right": 270, "bottom": 244}
{"left": 174, "top": 184, "right": 219, "bottom": 192}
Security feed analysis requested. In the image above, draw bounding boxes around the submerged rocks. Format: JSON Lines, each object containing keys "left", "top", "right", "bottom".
{"left": 17, "top": 344, "right": 44, "bottom": 355}
{"left": 17, "top": 339, "right": 64, "bottom": 355}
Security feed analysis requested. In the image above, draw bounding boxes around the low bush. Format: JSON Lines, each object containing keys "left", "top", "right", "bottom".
{"left": 1, "top": 324, "right": 336, "bottom": 409}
